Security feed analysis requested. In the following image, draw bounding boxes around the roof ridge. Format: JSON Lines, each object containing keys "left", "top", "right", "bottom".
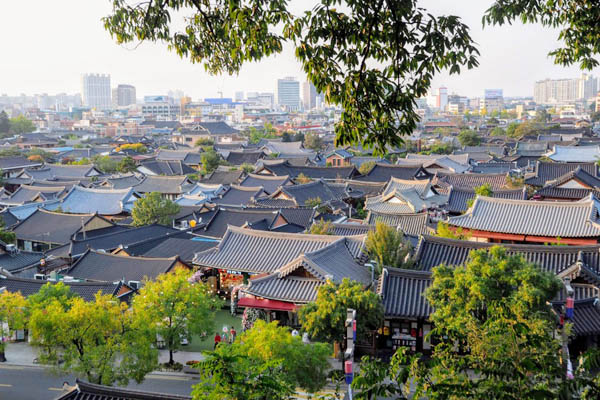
{"left": 88, "top": 248, "right": 178, "bottom": 261}
{"left": 225, "top": 224, "right": 353, "bottom": 241}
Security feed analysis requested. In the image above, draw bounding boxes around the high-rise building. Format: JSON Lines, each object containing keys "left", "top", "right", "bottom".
{"left": 277, "top": 77, "right": 300, "bottom": 111}
{"left": 534, "top": 74, "right": 598, "bottom": 104}
{"left": 302, "top": 81, "right": 317, "bottom": 110}
{"left": 480, "top": 89, "right": 504, "bottom": 113}
{"left": 112, "top": 84, "right": 136, "bottom": 107}
{"left": 235, "top": 91, "right": 244, "bottom": 102}
{"left": 436, "top": 87, "right": 448, "bottom": 110}
{"left": 81, "top": 74, "right": 111, "bottom": 109}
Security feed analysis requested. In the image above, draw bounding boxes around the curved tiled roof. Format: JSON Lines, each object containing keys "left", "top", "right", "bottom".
{"left": 525, "top": 162, "right": 598, "bottom": 186}
{"left": 356, "top": 163, "right": 431, "bottom": 182}
{"left": 366, "top": 212, "right": 433, "bottom": 237}
{"left": 445, "top": 186, "right": 527, "bottom": 214}
{"left": 448, "top": 195, "right": 600, "bottom": 238}
{"left": 378, "top": 268, "right": 432, "bottom": 318}
{"left": 193, "top": 225, "right": 365, "bottom": 274}
{"left": 239, "top": 173, "right": 291, "bottom": 195}
{"left": 245, "top": 275, "right": 323, "bottom": 303}
{"left": 434, "top": 172, "right": 508, "bottom": 190}
{"left": 59, "top": 186, "right": 139, "bottom": 215}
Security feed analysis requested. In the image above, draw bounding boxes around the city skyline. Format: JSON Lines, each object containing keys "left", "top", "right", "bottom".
{"left": 2, "top": 0, "right": 600, "bottom": 99}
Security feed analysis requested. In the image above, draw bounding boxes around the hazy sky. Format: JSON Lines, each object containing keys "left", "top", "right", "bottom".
{"left": 1, "top": 0, "right": 598, "bottom": 99}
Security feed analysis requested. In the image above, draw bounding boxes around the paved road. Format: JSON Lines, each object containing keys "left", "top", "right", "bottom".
{"left": 0, "top": 364, "right": 197, "bottom": 400}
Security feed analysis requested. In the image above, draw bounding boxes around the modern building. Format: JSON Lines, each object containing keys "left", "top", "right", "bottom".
{"left": 302, "top": 81, "right": 317, "bottom": 110}
{"left": 534, "top": 73, "right": 598, "bottom": 105}
{"left": 436, "top": 87, "right": 448, "bottom": 110}
{"left": 235, "top": 91, "right": 244, "bottom": 102}
{"left": 81, "top": 74, "right": 111, "bottom": 110}
{"left": 480, "top": 89, "right": 504, "bottom": 114}
{"left": 277, "top": 77, "right": 300, "bottom": 111}
{"left": 141, "top": 95, "right": 179, "bottom": 118}
{"left": 111, "top": 84, "right": 136, "bottom": 107}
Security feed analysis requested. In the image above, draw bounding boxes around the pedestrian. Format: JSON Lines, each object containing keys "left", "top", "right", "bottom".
{"left": 214, "top": 332, "right": 221, "bottom": 349}
{"left": 302, "top": 332, "right": 310, "bottom": 344}
{"left": 221, "top": 327, "right": 229, "bottom": 344}
{"left": 291, "top": 328, "right": 299, "bottom": 337}
{"left": 230, "top": 326, "right": 237, "bottom": 343}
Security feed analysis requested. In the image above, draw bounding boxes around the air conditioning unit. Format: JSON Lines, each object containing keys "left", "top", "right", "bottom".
{"left": 34, "top": 274, "right": 45, "bottom": 280}
{"left": 128, "top": 280, "right": 141, "bottom": 290}
{"left": 180, "top": 220, "right": 189, "bottom": 229}
{"left": 5, "top": 244, "right": 17, "bottom": 254}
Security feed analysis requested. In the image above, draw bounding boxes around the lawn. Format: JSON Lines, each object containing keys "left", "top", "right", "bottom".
{"left": 183, "top": 309, "right": 243, "bottom": 352}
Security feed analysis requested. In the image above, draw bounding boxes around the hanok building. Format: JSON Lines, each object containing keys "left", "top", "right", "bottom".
{"left": 356, "top": 163, "right": 431, "bottom": 183}
{"left": 447, "top": 195, "right": 600, "bottom": 245}
{"left": 255, "top": 160, "right": 360, "bottom": 181}
{"left": 133, "top": 175, "right": 194, "bottom": 200}
{"left": 535, "top": 167, "right": 600, "bottom": 201}
{"left": 525, "top": 161, "right": 599, "bottom": 187}
{"left": 0, "top": 184, "right": 67, "bottom": 206}
{"left": 136, "top": 160, "right": 196, "bottom": 176}
{"left": 57, "top": 186, "right": 140, "bottom": 218}
{"left": 445, "top": 186, "right": 527, "bottom": 215}
{"left": 56, "top": 379, "right": 191, "bottom": 400}
{"left": 432, "top": 171, "right": 509, "bottom": 193}
{"left": 238, "top": 173, "right": 293, "bottom": 195}
{"left": 193, "top": 226, "right": 367, "bottom": 320}
{"left": 0, "top": 156, "right": 43, "bottom": 178}
{"left": 364, "top": 178, "right": 446, "bottom": 216}
{"left": 12, "top": 209, "right": 116, "bottom": 252}
{"left": 254, "top": 179, "right": 359, "bottom": 210}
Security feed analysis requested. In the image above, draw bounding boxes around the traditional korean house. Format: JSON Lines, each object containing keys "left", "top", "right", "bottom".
{"left": 56, "top": 379, "right": 191, "bottom": 400}
{"left": 255, "top": 160, "right": 360, "bottom": 181}
{"left": 238, "top": 173, "right": 293, "bottom": 195}
{"left": 548, "top": 145, "right": 600, "bottom": 163}
{"left": 356, "top": 163, "right": 431, "bottom": 182}
{"left": 432, "top": 171, "right": 509, "bottom": 193}
{"left": 525, "top": 161, "right": 598, "bottom": 187}
{"left": 447, "top": 195, "right": 600, "bottom": 245}
{"left": 58, "top": 186, "right": 140, "bottom": 217}
{"left": 445, "top": 186, "right": 527, "bottom": 215}
{"left": 0, "top": 184, "right": 67, "bottom": 206}
{"left": 535, "top": 167, "right": 600, "bottom": 201}
{"left": 199, "top": 169, "right": 244, "bottom": 185}
{"left": 18, "top": 164, "right": 102, "bottom": 180}
{"left": 133, "top": 175, "right": 194, "bottom": 200}
{"left": 137, "top": 160, "right": 196, "bottom": 176}
{"left": 12, "top": 209, "right": 116, "bottom": 251}
{"left": 254, "top": 179, "right": 357, "bottom": 210}
{"left": 211, "top": 185, "right": 267, "bottom": 206}
{"left": 364, "top": 178, "right": 446, "bottom": 215}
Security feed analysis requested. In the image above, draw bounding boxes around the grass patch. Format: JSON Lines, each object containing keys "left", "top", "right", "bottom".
{"left": 184, "top": 309, "right": 242, "bottom": 352}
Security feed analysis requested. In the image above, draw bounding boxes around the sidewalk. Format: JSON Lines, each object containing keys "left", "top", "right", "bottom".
{"left": 2, "top": 342, "right": 205, "bottom": 372}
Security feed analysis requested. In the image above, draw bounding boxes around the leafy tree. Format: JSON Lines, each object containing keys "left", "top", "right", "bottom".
{"left": 92, "top": 155, "right": 119, "bottom": 173}
{"left": 458, "top": 129, "right": 481, "bottom": 147}
{"left": 466, "top": 183, "right": 493, "bottom": 208}
{"left": 104, "top": 1, "right": 480, "bottom": 153}
{"left": 299, "top": 278, "right": 383, "bottom": 345}
{"left": 0, "top": 291, "right": 27, "bottom": 362}
{"left": 303, "top": 132, "right": 323, "bottom": 151}
{"left": 505, "top": 122, "right": 519, "bottom": 138}
{"left": 9, "top": 115, "right": 36, "bottom": 134}
{"left": 359, "top": 161, "right": 376, "bottom": 176}
{"left": 201, "top": 148, "right": 221, "bottom": 175}
{"left": 591, "top": 111, "right": 600, "bottom": 122}
{"left": 365, "top": 221, "right": 413, "bottom": 271}
{"left": 236, "top": 320, "right": 331, "bottom": 393}
{"left": 535, "top": 108, "right": 549, "bottom": 123}
{"left": 192, "top": 343, "right": 296, "bottom": 400}
{"left": 0, "top": 111, "right": 10, "bottom": 134}
{"left": 490, "top": 126, "right": 505, "bottom": 136}
{"left": 69, "top": 157, "right": 91, "bottom": 165}
{"left": 514, "top": 120, "right": 543, "bottom": 138}
{"left": 296, "top": 173, "right": 312, "bottom": 184}
{"left": 195, "top": 138, "right": 214, "bottom": 147}
{"left": 437, "top": 220, "right": 471, "bottom": 240}
{"left": 28, "top": 293, "right": 157, "bottom": 385}
{"left": 117, "top": 156, "right": 137, "bottom": 173}
{"left": 131, "top": 192, "right": 181, "bottom": 226}
{"left": 119, "top": 143, "right": 148, "bottom": 153}
{"left": 421, "top": 141, "right": 454, "bottom": 155}
{"left": 0, "top": 148, "right": 22, "bottom": 157}
{"left": 26, "top": 148, "right": 54, "bottom": 162}
{"left": 304, "top": 197, "right": 323, "bottom": 209}
{"left": 132, "top": 268, "right": 221, "bottom": 366}
{"left": 246, "top": 126, "right": 277, "bottom": 144}
{"left": 309, "top": 218, "right": 333, "bottom": 235}
{"left": 239, "top": 163, "right": 254, "bottom": 174}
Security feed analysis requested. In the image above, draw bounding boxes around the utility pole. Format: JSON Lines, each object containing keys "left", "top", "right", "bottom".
{"left": 345, "top": 308, "right": 356, "bottom": 400}
{"left": 561, "top": 277, "right": 575, "bottom": 380}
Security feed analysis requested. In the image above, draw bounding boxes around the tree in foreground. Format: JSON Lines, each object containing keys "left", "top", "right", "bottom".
{"left": 132, "top": 268, "right": 222, "bottom": 366}
{"left": 237, "top": 320, "right": 331, "bottom": 393}
{"left": 365, "top": 221, "right": 413, "bottom": 272}
{"left": 28, "top": 292, "right": 157, "bottom": 386}
{"left": 0, "top": 291, "right": 27, "bottom": 362}
{"left": 131, "top": 192, "right": 181, "bottom": 226}
{"left": 351, "top": 247, "right": 600, "bottom": 399}
{"left": 299, "top": 278, "right": 383, "bottom": 347}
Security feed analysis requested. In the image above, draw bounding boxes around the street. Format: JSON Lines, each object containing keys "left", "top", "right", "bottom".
{"left": 0, "top": 364, "right": 197, "bottom": 399}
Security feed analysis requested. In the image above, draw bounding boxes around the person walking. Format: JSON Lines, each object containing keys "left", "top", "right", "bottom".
{"left": 214, "top": 332, "right": 221, "bottom": 349}
{"left": 230, "top": 326, "right": 237, "bottom": 344}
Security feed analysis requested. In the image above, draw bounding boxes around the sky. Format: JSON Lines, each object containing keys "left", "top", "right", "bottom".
{"left": 1, "top": 0, "right": 598, "bottom": 100}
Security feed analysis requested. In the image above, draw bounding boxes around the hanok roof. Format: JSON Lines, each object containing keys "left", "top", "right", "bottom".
{"left": 239, "top": 173, "right": 292, "bottom": 195}
{"left": 471, "top": 161, "right": 515, "bottom": 174}
{"left": 156, "top": 149, "right": 202, "bottom": 165}
{"left": 345, "top": 180, "right": 387, "bottom": 197}
{"left": 55, "top": 379, "right": 191, "bottom": 400}
{"left": 13, "top": 209, "right": 114, "bottom": 245}
{"left": 212, "top": 185, "right": 265, "bottom": 206}
{"left": 382, "top": 177, "right": 433, "bottom": 198}
{"left": 0, "top": 275, "right": 126, "bottom": 302}
{"left": 0, "top": 156, "right": 42, "bottom": 171}
{"left": 328, "top": 223, "right": 375, "bottom": 236}
{"left": 445, "top": 186, "right": 527, "bottom": 214}
{"left": 137, "top": 160, "right": 195, "bottom": 176}
{"left": 21, "top": 164, "right": 101, "bottom": 180}
{"left": 400, "top": 155, "right": 470, "bottom": 174}
{"left": 258, "top": 160, "right": 359, "bottom": 180}
{"left": 96, "top": 173, "right": 142, "bottom": 189}
{"left": 548, "top": 145, "right": 600, "bottom": 162}
{"left": 244, "top": 238, "right": 371, "bottom": 303}
{"left": 378, "top": 268, "right": 432, "bottom": 318}
{"left": 525, "top": 162, "right": 598, "bottom": 186}
{"left": 536, "top": 166, "right": 600, "bottom": 200}
{"left": 0, "top": 184, "right": 66, "bottom": 205}
{"left": 67, "top": 250, "right": 185, "bottom": 282}
{"left": 366, "top": 212, "right": 433, "bottom": 237}
{"left": 365, "top": 181, "right": 446, "bottom": 215}
{"left": 414, "top": 235, "right": 600, "bottom": 274}
{"left": 200, "top": 169, "right": 244, "bottom": 185}
{"left": 434, "top": 172, "right": 508, "bottom": 190}
{"left": 141, "top": 238, "right": 217, "bottom": 261}
{"left": 225, "top": 150, "right": 265, "bottom": 165}
{"left": 0, "top": 242, "right": 42, "bottom": 274}
{"left": 356, "top": 163, "right": 431, "bottom": 182}
{"left": 193, "top": 225, "right": 365, "bottom": 274}
{"left": 196, "top": 121, "right": 239, "bottom": 135}
{"left": 45, "top": 224, "right": 180, "bottom": 258}
{"left": 196, "top": 206, "right": 307, "bottom": 238}
{"left": 264, "top": 179, "right": 353, "bottom": 207}
{"left": 260, "top": 141, "right": 315, "bottom": 158}
{"left": 448, "top": 195, "right": 600, "bottom": 238}
{"left": 133, "top": 175, "right": 193, "bottom": 194}
{"left": 59, "top": 186, "right": 139, "bottom": 215}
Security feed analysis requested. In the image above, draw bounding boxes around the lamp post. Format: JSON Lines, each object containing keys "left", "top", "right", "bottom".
{"left": 345, "top": 308, "right": 356, "bottom": 400}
